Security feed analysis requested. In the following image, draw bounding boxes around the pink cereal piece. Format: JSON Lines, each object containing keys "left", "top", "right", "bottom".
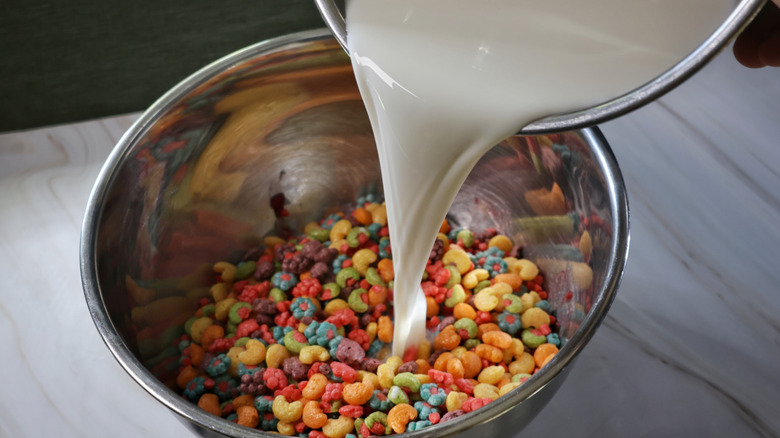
{"left": 462, "top": 397, "right": 492, "bottom": 413}
{"left": 428, "top": 369, "right": 454, "bottom": 387}
{"left": 338, "top": 404, "right": 364, "bottom": 418}
{"left": 263, "top": 368, "right": 287, "bottom": 391}
{"left": 454, "top": 378, "right": 474, "bottom": 395}
{"left": 322, "top": 383, "right": 343, "bottom": 403}
{"left": 236, "top": 319, "right": 259, "bottom": 338}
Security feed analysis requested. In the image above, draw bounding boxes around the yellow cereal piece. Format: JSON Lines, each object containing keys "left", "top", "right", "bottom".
{"left": 238, "top": 339, "right": 266, "bottom": 365}
{"left": 324, "top": 299, "right": 349, "bottom": 316}
{"left": 521, "top": 307, "right": 551, "bottom": 329}
{"left": 445, "top": 391, "right": 468, "bottom": 412}
{"left": 442, "top": 247, "right": 472, "bottom": 274}
{"left": 371, "top": 204, "right": 387, "bottom": 226}
{"left": 477, "top": 365, "right": 505, "bottom": 385}
{"left": 273, "top": 396, "right": 303, "bottom": 423}
{"left": 509, "top": 352, "right": 536, "bottom": 375}
{"left": 499, "top": 381, "right": 521, "bottom": 397}
{"left": 329, "top": 219, "right": 353, "bottom": 243}
{"left": 462, "top": 268, "right": 489, "bottom": 289}
{"left": 473, "top": 383, "right": 500, "bottom": 400}
{"left": 357, "top": 371, "right": 380, "bottom": 389}
{"left": 214, "top": 297, "right": 237, "bottom": 321}
{"left": 213, "top": 261, "right": 237, "bottom": 283}
{"left": 474, "top": 290, "right": 499, "bottom": 312}
{"left": 507, "top": 258, "right": 539, "bottom": 281}
{"left": 414, "top": 374, "right": 432, "bottom": 384}
{"left": 188, "top": 316, "right": 213, "bottom": 344}
{"left": 385, "top": 356, "right": 403, "bottom": 373}
{"left": 226, "top": 346, "right": 245, "bottom": 376}
{"left": 209, "top": 283, "right": 229, "bottom": 302}
{"left": 352, "top": 249, "right": 378, "bottom": 275}
{"left": 377, "top": 363, "right": 395, "bottom": 389}
{"left": 266, "top": 343, "right": 291, "bottom": 369}
{"left": 488, "top": 234, "right": 513, "bottom": 254}
{"left": 299, "top": 345, "right": 330, "bottom": 364}
{"left": 276, "top": 421, "right": 295, "bottom": 436}
{"left": 322, "top": 416, "right": 355, "bottom": 438}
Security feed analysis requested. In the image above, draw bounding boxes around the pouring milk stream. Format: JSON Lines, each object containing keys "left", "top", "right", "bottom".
{"left": 343, "top": 0, "right": 733, "bottom": 356}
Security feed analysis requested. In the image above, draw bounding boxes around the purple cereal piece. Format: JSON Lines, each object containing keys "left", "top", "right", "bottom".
{"left": 361, "top": 358, "right": 381, "bottom": 373}
{"left": 359, "top": 313, "right": 373, "bottom": 328}
{"left": 335, "top": 338, "right": 365, "bottom": 367}
{"left": 253, "top": 260, "right": 275, "bottom": 281}
{"left": 242, "top": 247, "right": 263, "bottom": 262}
{"left": 282, "top": 253, "right": 313, "bottom": 274}
{"left": 314, "top": 248, "right": 338, "bottom": 264}
{"left": 310, "top": 262, "right": 330, "bottom": 282}
{"left": 508, "top": 245, "right": 523, "bottom": 259}
{"left": 254, "top": 314, "right": 274, "bottom": 326}
{"left": 441, "top": 410, "right": 466, "bottom": 423}
{"left": 253, "top": 298, "right": 277, "bottom": 315}
{"left": 398, "top": 361, "right": 418, "bottom": 374}
{"left": 274, "top": 243, "right": 296, "bottom": 262}
{"left": 346, "top": 215, "right": 362, "bottom": 227}
{"left": 282, "top": 357, "right": 309, "bottom": 381}
{"left": 300, "top": 240, "right": 324, "bottom": 259}
{"left": 436, "top": 316, "right": 456, "bottom": 333}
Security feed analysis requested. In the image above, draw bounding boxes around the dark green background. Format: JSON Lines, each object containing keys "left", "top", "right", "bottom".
{"left": 1, "top": 1, "right": 325, "bottom": 132}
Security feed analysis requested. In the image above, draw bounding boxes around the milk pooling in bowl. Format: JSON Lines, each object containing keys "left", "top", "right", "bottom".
{"left": 345, "top": 0, "right": 733, "bottom": 355}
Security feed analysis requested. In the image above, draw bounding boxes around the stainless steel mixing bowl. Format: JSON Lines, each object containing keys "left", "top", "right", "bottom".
{"left": 81, "top": 29, "right": 629, "bottom": 438}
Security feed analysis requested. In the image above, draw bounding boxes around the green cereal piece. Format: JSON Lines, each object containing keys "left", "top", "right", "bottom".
{"left": 365, "top": 412, "right": 391, "bottom": 435}
{"left": 348, "top": 288, "right": 369, "bottom": 313}
{"left": 444, "top": 265, "right": 461, "bottom": 289}
{"left": 392, "top": 372, "right": 421, "bottom": 393}
{"left": 269, "top": 287, "right": 286, "bottom": 303}
{"left": 235, "top": 261, "right": 257, "bottom": 280}
{"left": 453, "top": 318, "right": 478, "bottom": 339}
{"left": 463, "top": 339, "right": 481, "bottom": 350}
{"left": 354, "top": 418, "right": 365, "bottom": 434}
{"left": 336, "top": 326, "right": 346, "bottom": 337}
{"left": 422, "top": 271, "right": 429, "bottom": 281}
{"left": 346, "top": 227, "right": 368, "bottom": 248}
{"left": 184, "top": 316, "right": 198, "bottom": 335}
{"left": 521, "top": 329, "right": 547, "bottom": 349}
{"left": 387, "top": 385, "right": 410, "bottom": 404}
{"left": 322, "top": 282, "right": 341, "bottom": 300}
{"left": 229, "top": 302, "right": 252, "bottom": 324}
{"left": 308, "top": 227, "right": 330, "bottom": 242}
{"left": 387, "top": 280, "right": 394, "bottom": 290}
{"left": 512, "top": 373, "right": 532, "bottom": 383}
{"left": 226, "top": 320, "right": 238, "bottom": 336}
{"left": 336, "top": 267, "right": 360, "bottom": 288}
{"left": 283, "top": 330, "right": 309, "bottom": 354}
{"left": 329, "top": 400, "right": 343, "bottom": 413}
{"left": 235, "top": 337, "right": 250, "bottom": 348}
{"left": 457, "top": 229, "right": 475, "bottom": 248}
{"left": 295, "top": 243, "right": 305, "bottom": 251}
{"left": 474, "top": 280, "right": 492, "bottom": 293}
{"left": 444, "top": 284, "right": 466, "bottom": 308}
{"left": 503, "top": 294, "right": 524, "bottom": 313}
{"left": 365, "top": 267, "right": 386, "bottom": 286}
{"left": 201, "top": 304, "right": 215, "bottom": 317}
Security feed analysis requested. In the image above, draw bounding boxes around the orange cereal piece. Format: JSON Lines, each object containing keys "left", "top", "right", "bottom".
{"left": 475, "top": 343, "right": 504, "bottom": 363}
{"left": 190, "top": 343, "right": 205, "bottom": 367}
{"left": 176, "top": 365, "right": 199, "bottom": 390}
{"left": 303, "top": 400, "right": 328, "bottom": 429}
{"left": 232, "top": 394, "right": 254, "bottom": 409}
{"left": 446, "top": 357, "right": 466, "bottom": 379}
{"left": 197, "top": 393, "right": 222, "bottom": 417}
{"left": 353, "top": 207, "right": 373, "bottom": 226}
{"left": 388, "top": 403, "right": 417, "bottom": 433}
{"left": 477, "top": 322, "right": 501, "bottom": 339}
{"left": 453, "top": 302, "right": 477, "bottom": 320}
{"left": 377, "top": 316, "right": 393, "bottom": 343}
{"left": 368, "top": 287, "right": 387, "bottom": 307}
{"left": 482, "top": 330, "right": 512, "bottom": 349}
{"left": 433, "top": 352, "right": 454, "bottom": 371}
{"left": 460, "top": 351, "right": 482, "bottom": 378}
{"left": 493, "top": 273, "right": 523, "bottom": 290}
{"left": 415, "top": 358, "right": 431, "bottom": 375}
{"left": 343, "top": 380, "right": 374, "bottom": 405}
{"left": 434, "top": 326, "right": 460, "bottom": 351}
{"left": 534, "top": 343, "right": 559, "bottom": 367}
{"left": 236, "top": 405, "right": 260, "bottom": 428}
{"left": 302, "top": 373, "right": 328, "bottom": 400}
{"left": 417, "top": 340, "right": 431, "bottom": 360}
{"left": 426, "top": 296, "right": 440, "bottom": 318}
{"left": 377, "top": 259, "right": 394, "bottom": 283}
{"left": 439, "top": 219, "right": 451, "bottom": 234}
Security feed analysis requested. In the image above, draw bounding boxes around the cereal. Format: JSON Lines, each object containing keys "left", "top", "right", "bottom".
{"left": 172, "top": 203, "right": 566, "bottom": 435}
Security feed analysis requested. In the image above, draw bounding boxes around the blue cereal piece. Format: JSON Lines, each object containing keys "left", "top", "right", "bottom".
{"left": 367, "top": 339, "right": 384, "bottom": 357}
{"left": 546, "top": 333, "right": 561, "bottom": 347}
{"left": 225, "top": 413, "right": 238, "bottom": 422}
{"left": 497, "top": 310, "right": 523, "bottom": 335}
{"left": 418, "top": 384, "right": 446, "bottom": 407}
{"left": 254, "top": 395, "right": 274, "bottom": 413}
{"left": 320, "top": 213, "right": 342, "bottom": 230}
{"left": 378, "top": 238, "right": 391, "bottom": 260}
{"left": 183, "top": 376, "right": 207, "bottom": 402}
{"left": 271, "top": 271, "right": 298, "bottom": 292}
{"left": 332, "top": 254, "right": 348, "bottom": 274}
{"left": 273, "top": 326, "right": 293, "bottom": 345}
{"left": 206, "top": 353, "right": 231, "bottom": 377}
{"left": 328, "top": 335, "right": 345, "bottom": 359}
{"left": 483, "top": 255, "right": 507, "bottom": 277}
{"left": 213, "top": 375, "right": 239, "bottom": 401}
{"left": 291, "top": 297, "right": 316, "bottom": 319}
{"left": 407, "top": 420, "right": 433, "bottom": 431}
{"left": 534, "top": 299, "right": 551, "bottom": 312}
{"left": 369, "top": 390, "right": 394, "bottom": 411}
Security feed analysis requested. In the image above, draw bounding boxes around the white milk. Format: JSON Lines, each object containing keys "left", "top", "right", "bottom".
{"left": 345, "top": 0, "right": 733, "bottom": 356}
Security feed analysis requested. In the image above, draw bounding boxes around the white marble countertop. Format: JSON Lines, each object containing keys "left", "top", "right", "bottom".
{"left": 1, "top": 47, "right": 779, "bottom": 437}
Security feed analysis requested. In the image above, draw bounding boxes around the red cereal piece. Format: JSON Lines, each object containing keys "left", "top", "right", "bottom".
{"left": 203, "top": 378, "right": 215, "bottom": 390}
{"left": 338, "top": 404, "right": 364, "bottom": 418}
{"left": 331, "top": 362, "right": 357, "bottom": 383}
{"left": 207, "top": 337, "right": 234, "bottom": 353}
{"left": 429, "top": 412, "right": 441, "bottom": 424}
{"left": 461, "top": 397, "right": 492, "bottom": 413}
{"left": 293, "top": 278, "right": 322, "bottom": 298}
{"left": 294, "top": 421, "right": 306, "bottom": 433}
{"left": 322, "top": 383, "right": 343, "bottom": 402}
{"left": 428, "top": 369, "right": 454, "bottom": 387}
{"left": 263, "top": 368, "right": 287, "bottom": 391}
{"left": 371, "top": 421, "right": 386, "bottom": 435}
{"left": 348, "top": 329, "right": 370, "bottom": 351}
{"left": 275, "top": 384, "right": 302, "bottom": 401}
{"left": 454, "top": 378, "right": 474, "bottom": 395}
{"left": 309, "top": 431, "right": 327, "bottom": 438}
{"left": 233, "top": 280, "right": 249, "bottom": 293}
{"left": 236, "top": 319, "right": 259, "bottom": 338}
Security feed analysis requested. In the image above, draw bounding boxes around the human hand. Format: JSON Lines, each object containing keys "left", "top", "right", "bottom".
{"left": 733, "top": 0, "right": 780, "bottom": 68}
